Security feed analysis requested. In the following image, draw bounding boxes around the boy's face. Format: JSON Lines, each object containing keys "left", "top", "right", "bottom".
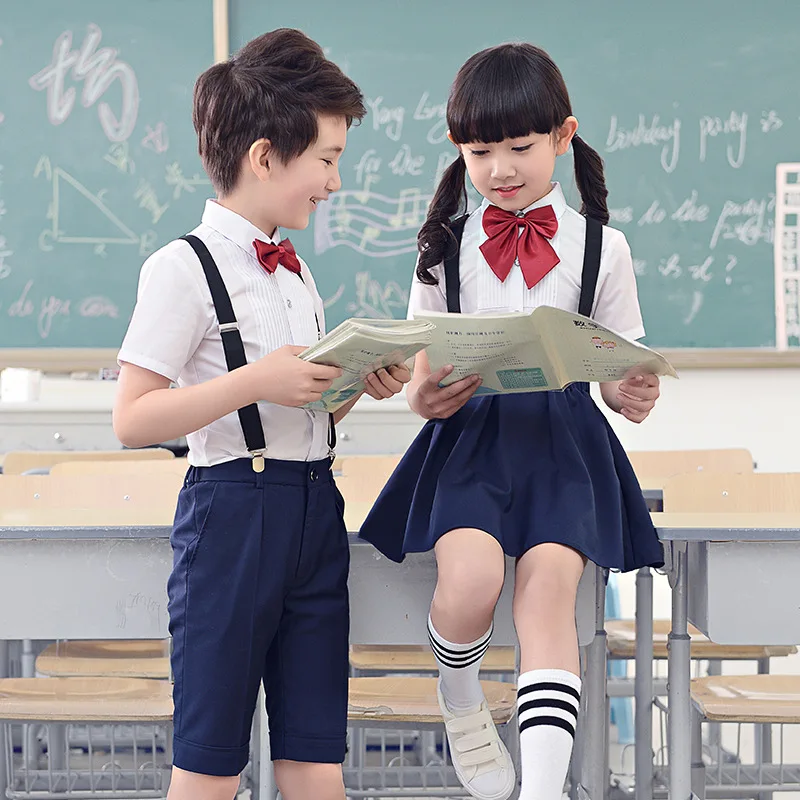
{"left": 265, "top": 114, "right": 347, "bottom": 231}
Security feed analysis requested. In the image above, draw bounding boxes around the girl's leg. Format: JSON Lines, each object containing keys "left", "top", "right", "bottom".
{"left": 431, "top": 529, "right": 515, "bottom": 800}
{"left": 513, "top": 543, "right": 586, "bottom": 800}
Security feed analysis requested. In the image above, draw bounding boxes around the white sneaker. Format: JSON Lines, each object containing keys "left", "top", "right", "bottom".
{"left": 438, "top": 681, "right": 516, "bottom": 800}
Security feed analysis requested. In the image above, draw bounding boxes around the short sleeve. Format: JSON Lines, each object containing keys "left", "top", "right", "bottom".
{"left": 591, "top": 229, "right": 646, "bottom": 341}
{"left": 117, "top": 240, "right": 211, "bottom": 381}
{"left": 406, "top": 257, "right": 447, "bottom": 319}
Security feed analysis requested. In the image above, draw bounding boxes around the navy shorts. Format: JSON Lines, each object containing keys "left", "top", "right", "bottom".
{"left": 167, "top": 457, "right": 350, "bottom": 776}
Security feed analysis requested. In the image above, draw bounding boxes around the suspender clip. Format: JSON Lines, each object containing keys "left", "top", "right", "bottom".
{"left": 250, "top": 451, "right": 266, "bottom": 473}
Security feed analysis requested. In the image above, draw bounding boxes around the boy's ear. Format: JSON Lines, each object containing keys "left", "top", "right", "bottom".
{"left": 556, "top": 117, "right": 579, "bottom": 156}
{"left": 247, "top": 138, "right": 273, "bottom": 181}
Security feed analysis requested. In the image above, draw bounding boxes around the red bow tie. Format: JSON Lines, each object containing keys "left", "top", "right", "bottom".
{"left": 253, "top": 237, "right": 302, "bottom": 275}
{"left": 479, "top": 204, "right": 560, "bottom": 289}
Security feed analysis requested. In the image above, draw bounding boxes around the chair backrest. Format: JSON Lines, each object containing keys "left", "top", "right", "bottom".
{"left": 1, "top": 448, "right": 174, "bottom": 475}
{"left": 50, "top": 458, "right": 188, "bottom": 477}
{"left": 0, "top": 473, "right": 183, "bottom": 512}
{"left": 662, "top": 472, "right": 800, "bottom": 513}
{"left": 627, "top": 449, "right": 754, "bottom": 481}
{"left": 332, "top": 455, "right": 402, "bottom": 503}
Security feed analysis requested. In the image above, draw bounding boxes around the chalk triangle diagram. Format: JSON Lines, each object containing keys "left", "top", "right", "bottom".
{"left": 37, "top": 159, "right": 139, "bottom": 246}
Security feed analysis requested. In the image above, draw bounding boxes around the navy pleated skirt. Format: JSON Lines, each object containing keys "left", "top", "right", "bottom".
{"left": 359, "top": 383, "right": 664, "bottom": 571}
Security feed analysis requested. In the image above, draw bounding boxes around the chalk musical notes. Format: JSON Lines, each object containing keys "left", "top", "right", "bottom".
{"left": 389, "top": 188, "right": 423, "bottom": 228}
{"left": 314, "top": 189, "right": 432, "bottom": 258}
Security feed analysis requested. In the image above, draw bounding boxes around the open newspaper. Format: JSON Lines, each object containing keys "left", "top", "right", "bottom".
{"left": 415, "top": 306, "right": 677, "bottom": 394}
{"left": 300, "top": 318, "right": 434, "bottom": 412}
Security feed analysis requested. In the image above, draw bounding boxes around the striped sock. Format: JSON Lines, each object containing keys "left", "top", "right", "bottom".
{"left": 427, "top": 616, "right": 493, "bottom": 713}
{"left": 517, "top": 669, "right": 582, "bottom": 800}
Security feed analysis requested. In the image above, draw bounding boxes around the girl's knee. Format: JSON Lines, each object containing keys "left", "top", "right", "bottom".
{"left": 514, "top": 544, "right": 585, "bottom": 607}
{"left": 436, "top": 561, "right": 504, "bottom": 611}
{"left": 435, "top": 530, "right": 505, "bottom": 609}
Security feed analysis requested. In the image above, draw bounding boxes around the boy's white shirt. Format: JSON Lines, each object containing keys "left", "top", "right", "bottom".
{"left": 408, "top": 182, "right": 646, "bottom": 341}
{"left": 118, "top": 199, "right": 332, "bottom": 467}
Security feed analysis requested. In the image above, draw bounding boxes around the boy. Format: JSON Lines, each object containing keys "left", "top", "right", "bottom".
{"left": 113, "top": 29, "right": 409, "bottom": 800}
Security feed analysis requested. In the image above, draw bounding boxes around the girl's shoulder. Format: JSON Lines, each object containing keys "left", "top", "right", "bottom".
{"left": 562, "top": 205, "right": 631, "bottom": 254}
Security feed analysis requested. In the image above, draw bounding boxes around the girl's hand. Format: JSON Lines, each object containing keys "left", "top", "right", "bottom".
{"left": 617, "top": 374, "right": 660, "bottom": 423}
{"left": 415, "top": 365, "right": 482, "bottom": 419}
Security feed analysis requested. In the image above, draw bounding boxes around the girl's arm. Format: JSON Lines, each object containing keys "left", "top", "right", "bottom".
{"left": 407, "top": 351, "right": 482, "bottom": 419}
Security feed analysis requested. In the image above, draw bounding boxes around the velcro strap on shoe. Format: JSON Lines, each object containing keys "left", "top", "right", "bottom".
{"left": 458, "top": 740, "right": 503, "bottom": 767}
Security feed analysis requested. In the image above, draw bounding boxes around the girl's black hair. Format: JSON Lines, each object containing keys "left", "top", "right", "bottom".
{"left": 417, "top": 42, "right": 608, "bottom": 284}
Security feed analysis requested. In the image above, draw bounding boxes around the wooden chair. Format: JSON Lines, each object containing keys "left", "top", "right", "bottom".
{"left": 606, "top": 619, "right": 796, "bottom": 661}
{"left": 662, "top": 472, "right": 800, "bottom": 513}
{"left": 0, "top": 677, "right": 173, "bottom": 722}
{"left": 628, "top": 448, "right": 755, "bottom": 484}
{"left": 0, "top": 677, "right": 173, "bottom": 795}
{"left": 1, "top": 447, "right": 174, "bottom": 475}
{"left": 0, "top": 473, "right": 184, "bottom": 517}
{"left": 50, "top": 458, "right": 188, "bottom": 478}
{"left": 350, "top": 645, "right": 516, "bottom": 675}
{"left": 35, "top": 640, "right": 170, "bottom": 680}
{"left": 348, "top": 677, "right": 515, "bottom": 725}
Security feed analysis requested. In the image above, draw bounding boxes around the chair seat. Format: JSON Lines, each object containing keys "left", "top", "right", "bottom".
{"left": 36, "top": 640, "right": 170, "bottom": 679}
{"left": 348, "top": 677, "right": 515, "bottom": 725}
{"left": 0, "top": 678, "right": 173, "bottom": 722}
{"left": 350, "top": 645, "right": 516, "bottom": 673}
{"left": 692, "top": 675, "right": 800, "bottom": 723}
{"left": 606, "top": 619, "right": 797, "bottom": 660}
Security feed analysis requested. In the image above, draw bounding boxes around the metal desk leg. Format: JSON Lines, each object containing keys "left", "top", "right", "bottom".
{"left": 667, "top": 543, "right": 692, "bottom": 800}
{"left": 580, "top": 566, "right": 608, "bottom": 800}
{"left": 756, "top": 656, "right": 773, "bottom": 800}
{"left": 691, "top": 707, "right": 706, "bottom": 800}
{"left": 0, "top": 641, "right": 7, "bottom": 793}
{"left": 635, "top": 567, "right": 654, "bottom": 800}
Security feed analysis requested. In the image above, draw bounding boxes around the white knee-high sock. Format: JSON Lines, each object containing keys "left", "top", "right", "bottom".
{"left": 517, "top": 669, "right": 582, "bottom": 800}
{"left": 427, "top": 615, "right": 493, "bottom": 713}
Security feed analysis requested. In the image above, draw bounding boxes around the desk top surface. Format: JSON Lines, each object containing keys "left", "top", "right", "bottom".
{"left": 2, "top": 507, "right": 800, "bottom": 543}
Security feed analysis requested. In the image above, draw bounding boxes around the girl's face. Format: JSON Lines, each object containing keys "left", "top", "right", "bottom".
{"left": 455, "top": 118, "right": 577, "bottom": 212}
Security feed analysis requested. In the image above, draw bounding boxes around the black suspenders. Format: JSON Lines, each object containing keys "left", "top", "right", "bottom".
{"left": 180, "top": 234, "right": 335, "bottom": 472}
{"left": 443, "top": 214, "right": 604, "bottom": 317}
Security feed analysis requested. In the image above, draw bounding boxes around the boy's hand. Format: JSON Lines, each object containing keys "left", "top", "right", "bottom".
{"left": 617, "top": 374, "right": 660, "bottom": 423}
{"left": 250, "top": 345, "right": 343, "bottom": 407}
{"left": 363, "top": 364, "right": 412, "bottom": 400}
{"left": 415, "top": 365, "right": 482, "bottom": 419}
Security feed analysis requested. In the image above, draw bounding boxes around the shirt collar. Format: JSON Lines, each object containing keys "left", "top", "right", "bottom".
{"left": 479, "top": 181, "right": 567, "bottom": 220}
{"left": 201, "top": 199, "right": 280, "bottom": 255}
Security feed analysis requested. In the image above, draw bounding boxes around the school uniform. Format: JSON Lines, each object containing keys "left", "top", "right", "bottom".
{"left": 118, "top": 200, "right": 349, "bottom": 776}
{"left": 359, "top": 183, "right": 664, "bottom": 571}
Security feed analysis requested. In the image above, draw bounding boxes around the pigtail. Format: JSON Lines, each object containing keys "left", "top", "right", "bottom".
{"left": 572, "top": 135, "right": 609, "bottom": 225}
{"left": 416, "top": 155, "right": 468, "bottom": 285}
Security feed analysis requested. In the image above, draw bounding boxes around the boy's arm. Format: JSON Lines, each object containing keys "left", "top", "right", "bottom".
{"left": 114, "top": 346, "right": 343, "bottom": 448}
{"left": 114, "top": 362, "right": 256, "bottom": 448}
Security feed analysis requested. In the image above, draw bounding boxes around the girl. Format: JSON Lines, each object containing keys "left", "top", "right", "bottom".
{"left": 360, "top": 43, "right": 663, "bottom": 800}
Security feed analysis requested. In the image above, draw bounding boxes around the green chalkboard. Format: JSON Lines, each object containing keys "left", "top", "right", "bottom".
{"left": 2, "top": 1, "right": 798, "bottom": 351}
{"left": 228, "top": 0, "right": 800, "bottom": 349}
{"left": 0, "top": 0, "right": 212, "bottom": 348}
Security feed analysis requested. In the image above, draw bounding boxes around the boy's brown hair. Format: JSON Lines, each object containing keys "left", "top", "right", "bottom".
{"left": 193, "top": 29, "right": 366, "bottom": 194}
